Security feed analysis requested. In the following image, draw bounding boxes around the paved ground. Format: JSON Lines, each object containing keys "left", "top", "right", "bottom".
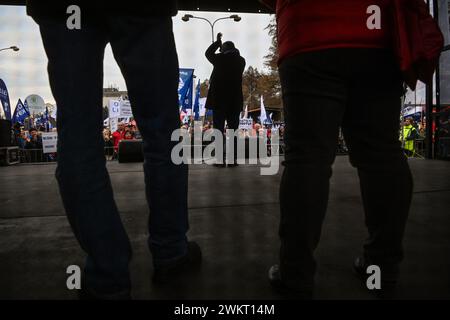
{"left": 0, "top": 156, "right": 449, "bottom": 300}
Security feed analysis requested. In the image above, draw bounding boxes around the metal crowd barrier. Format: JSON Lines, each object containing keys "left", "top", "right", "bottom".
{"left": 9, "top": 137, "right": 447, "bottom": 165}
{"left": 10, "top": 139, "right": 359, "bottom": 165}
{"left": 437, "top": 137, "right": 450, "bottom": 159}
{"left": 19, "top": 149, "right": 54, "bottom": 163}
{"left": 414, "top": 139, "right": 426, "bottom": 158}
{"left": 17, "top": 147, "right": 118, "bottom": 164}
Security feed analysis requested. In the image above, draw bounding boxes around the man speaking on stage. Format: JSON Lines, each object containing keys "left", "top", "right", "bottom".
{"left": 205, "top": 32, "right": 246, "bottom": 167}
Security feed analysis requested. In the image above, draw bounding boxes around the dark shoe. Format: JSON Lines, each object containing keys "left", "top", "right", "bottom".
{"left": 152, "top": 241, "right": 202, "bottom": 285}
{"left": 213, "top": 163, "right": 226, "bottom": 168}
{"left": 77, "top": 287, "right": 131, "bottom": 300}
{"left": 227, "top": 163, "right": 239, "bottom": 168}
{"left": 353, "top": 256, "right": 398, "bottom": 299}
{"left": 268, "top": 264, "right": 313, "bottom": 300}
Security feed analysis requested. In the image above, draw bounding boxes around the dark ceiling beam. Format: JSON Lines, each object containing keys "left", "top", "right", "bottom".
{"left": 0, "top": 0, "right": 271, "bottom": 14}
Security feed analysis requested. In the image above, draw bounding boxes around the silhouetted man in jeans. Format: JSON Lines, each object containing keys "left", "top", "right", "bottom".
{"left": 27, "top": 1, "right": 201, "bottom": 299}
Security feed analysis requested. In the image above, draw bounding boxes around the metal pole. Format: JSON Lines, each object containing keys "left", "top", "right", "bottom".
{"left": 432, "top": 0, "right": 441, "bottom": 158}
{"left": 425, "top": 81, "right": 434, "bottom": 159}
{"left": 424, "top": 0, "right": 436, "bottom": 159}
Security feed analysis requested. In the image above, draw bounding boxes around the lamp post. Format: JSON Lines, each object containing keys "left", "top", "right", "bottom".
{"left": 181, "top": 14, "right": 241, "bottom": 43}
{"left": 0, "top": 46, "right": 19, "bottom": 53}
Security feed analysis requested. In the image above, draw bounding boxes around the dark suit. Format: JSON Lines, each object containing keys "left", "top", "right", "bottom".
{"left": 205, "top": 41, "right": 246, "bottom": 133}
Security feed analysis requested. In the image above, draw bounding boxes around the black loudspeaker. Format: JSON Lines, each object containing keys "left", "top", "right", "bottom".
{"left": 0, "top": 119, "right": 12, "bottom": 147}
{"left": 118, "top": 140, "right": 144, "bottom": 163}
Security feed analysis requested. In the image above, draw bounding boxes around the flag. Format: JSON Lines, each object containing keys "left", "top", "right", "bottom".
{"left": 199, "top": 97, "right": 207, "bottom": 117}
{"left": 12, "top": 99, "right": 30, "bottom": 125}
{"left": 45, "top": 106, "right": 50, "bottom": 131}
{"left": 180, "top": 110, "right": 189, "bottom": 124}
{"left": 193, "top": 79, "right": 201, "bottom": 120}
{"left": 260, "top": 96, "right": 268, "bottom": 124}
{"left": 178, "top": 68, "right": 194, "bottom": 110}
{"left": 0, "top": 78, "right": 12, "bottom": 120}
{"left": 50, "top": 104, "right": 57, "bottom": 120}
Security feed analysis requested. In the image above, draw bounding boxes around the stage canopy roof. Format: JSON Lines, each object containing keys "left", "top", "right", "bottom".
{"left": 0, "top": 0, "right": 272, "bottom": 14}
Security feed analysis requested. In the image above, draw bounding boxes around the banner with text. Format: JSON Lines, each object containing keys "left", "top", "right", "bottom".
{"left": 179, "top": 68, "right": 194, "bottom": 111}
{"left": 0, "top": 78, "right": 12, "bottom": 120}
{"left": 41, "top": 132, "right": 58, "bottom": 154}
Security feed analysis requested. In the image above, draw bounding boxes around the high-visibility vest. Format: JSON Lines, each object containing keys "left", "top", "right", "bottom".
{"left": 402, "top": 125, "right": 416, "bottom": 151}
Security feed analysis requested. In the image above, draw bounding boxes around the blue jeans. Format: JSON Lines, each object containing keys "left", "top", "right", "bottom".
{"left": 38, "top": 16, "right": 188, "bottom": 294}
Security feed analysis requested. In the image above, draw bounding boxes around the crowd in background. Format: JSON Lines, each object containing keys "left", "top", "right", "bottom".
{"left": 103, "top": 122, "right": 142, "bottom": 159}
{"left": 6, "top": 114, "right": 450, "bottom": 163}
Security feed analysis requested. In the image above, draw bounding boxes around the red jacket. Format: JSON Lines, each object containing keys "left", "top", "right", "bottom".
{"left": 112, "top": 130, "right": 124, "bottom": 150}
{"left": 390, "top": 0, "right": 444, "bottom": 89}
{"left": 263, "top": 0, "right": 391, "bottom": 63}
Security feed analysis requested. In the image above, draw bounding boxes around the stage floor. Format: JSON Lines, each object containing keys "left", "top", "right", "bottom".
{"left": 0, "top": 157, "right": 449, "bottom": 299}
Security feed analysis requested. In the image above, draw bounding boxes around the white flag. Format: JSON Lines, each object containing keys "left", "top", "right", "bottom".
{"left": 199, "top": 97, "right": 207, "bottom": 117}
{"left": 260, "top": 96, "right": 267, "bottom": 124}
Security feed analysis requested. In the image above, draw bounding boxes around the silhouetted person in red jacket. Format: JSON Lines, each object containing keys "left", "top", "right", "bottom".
{"left": 264, "top": 0, "right": 413, "bottom": 299}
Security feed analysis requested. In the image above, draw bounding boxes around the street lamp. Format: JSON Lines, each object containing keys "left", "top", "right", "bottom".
{"left": 0, "top": 46, "right": 20, "bottom": 53}
{"left": 181, "top": 14, "right": 242, "bottom": 43}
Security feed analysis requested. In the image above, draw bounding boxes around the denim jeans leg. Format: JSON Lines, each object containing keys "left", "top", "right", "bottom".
{"left": 39, "top": 20, "right": 132, "bottom": 293}
{"left": 108, "top": 16, "right": 189, "bottom": 266}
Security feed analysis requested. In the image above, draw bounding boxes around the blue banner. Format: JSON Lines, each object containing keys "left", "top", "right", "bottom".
{"left": 0, "top": 78, "right": 12, "bottom": 120}
{"left": 12, "top": 99, "right": 30, "bottom": 125}
{"left": 178, "top": 68, "right": 194, "bottom": 111}
{"left": 193, "top": 79, "right": 201, "bottom": 120}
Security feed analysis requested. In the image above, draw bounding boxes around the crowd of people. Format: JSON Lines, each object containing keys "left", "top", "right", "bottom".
{"left": 9, "top": 115, "right": 441, "bottom": 163}
{"left": 11, "top": 123, "right": 53, "bottom": 162}
{"left": 103, "top": 121, "right": 142, "bottom": 159}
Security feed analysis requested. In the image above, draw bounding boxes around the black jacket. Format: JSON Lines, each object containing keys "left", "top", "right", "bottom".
{"left": 205, "top": 41, "right": 246, "bottom": 112}
{"left": 26, "top": 1, "right": 178, "bottom": 21}
{"left": 25, "top": 137, "right": 43, "bottom": 150}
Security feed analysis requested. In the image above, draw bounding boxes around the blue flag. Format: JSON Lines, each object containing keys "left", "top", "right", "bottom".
{"left": 178, "top": 68, "right": 194, "bottom": 111}
{"left": 44, "top": 106, "right": 50, "bottom": 131}
{"left": 193, "top": 79, "right": 201, "bottom": 120}
{"left": 12, "top": 99, "right": 30, "bottom": 125}
{"left": 0, "top": 78, "right": 12, "bottom": 120}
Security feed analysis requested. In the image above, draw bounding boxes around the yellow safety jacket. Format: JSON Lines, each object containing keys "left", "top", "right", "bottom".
{"left": 402, "top": 125, "right": 417, "bottom": 152}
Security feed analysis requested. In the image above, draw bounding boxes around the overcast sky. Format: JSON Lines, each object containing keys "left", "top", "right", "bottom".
{"left": 0, "top": 5, "right": 273, "bottom": 112}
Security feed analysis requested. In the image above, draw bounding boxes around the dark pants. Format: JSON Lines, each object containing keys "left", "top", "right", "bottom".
{"left": 38, "top": 16, "right": 188, "bottom": 294}
{"left": 213, "top": 108, "right": 240, "bottom": 163}
{"left": 212, "top": 108, "right": 240, "bottom": 133}
{"left": 279, "top": 49, "right": 413, "bottom": 289}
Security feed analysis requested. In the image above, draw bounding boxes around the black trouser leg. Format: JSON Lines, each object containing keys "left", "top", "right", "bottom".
{"left": 343, "top": 66, "right": 412, "bottom": 276}
{"left": 277, "top": 48, "right": 412, "bottom": 289}
{"left": 225, "top": 111, "right": 240, "bottom": 164}
{"left": 278, "top": 52, "right": 346, "bottom": 289}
